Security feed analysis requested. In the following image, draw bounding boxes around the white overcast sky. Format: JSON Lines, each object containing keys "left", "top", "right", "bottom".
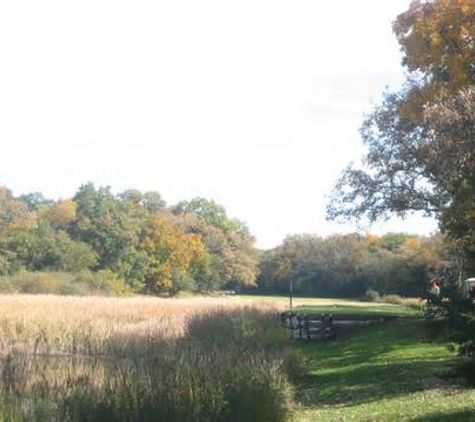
{"left": 0, "top": 0, "right": 438, "bottom": 249}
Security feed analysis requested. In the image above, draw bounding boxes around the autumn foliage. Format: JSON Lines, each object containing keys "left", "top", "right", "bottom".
{"left": 0, "top": 183, "right": 258, "bottom": 294}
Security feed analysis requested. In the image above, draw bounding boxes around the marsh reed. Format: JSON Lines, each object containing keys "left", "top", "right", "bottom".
{"left": 0, "top": 295, "right": 298, "bottom": 421}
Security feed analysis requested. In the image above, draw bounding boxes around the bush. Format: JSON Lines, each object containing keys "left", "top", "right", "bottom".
{"left": 74, "top": 270, "right": 133, "bottom": 296}
{"left": 362, "top": 289, "right": 380, "bottom": 302}
{"left": 378, "top": 294, "right": 423, "bottom": 310}
{"left": 0, "top": 270, "right": 133, "bottom": 296}
{"left": 0, "top": 271, "right": 75, "bottom": 294}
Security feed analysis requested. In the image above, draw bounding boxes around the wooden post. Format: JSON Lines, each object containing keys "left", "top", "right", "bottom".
{"left": 289, "top": 278, "right": 293, "bottom": 310}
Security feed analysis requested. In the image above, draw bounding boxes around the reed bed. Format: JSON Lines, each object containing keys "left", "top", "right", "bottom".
{"left": 0, "top": 295, "right": 285, "bottom": 357}
{"left": 0, "top": 295, "right": 298, "bottom": 421}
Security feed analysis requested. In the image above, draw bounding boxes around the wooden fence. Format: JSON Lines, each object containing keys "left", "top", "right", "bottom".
{"left": 281, "top": 313, "right": 397, "bottom": 341}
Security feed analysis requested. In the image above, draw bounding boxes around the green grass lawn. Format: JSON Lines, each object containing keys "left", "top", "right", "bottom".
{"left": 293, "top": 319, "right": 475, "bottom": 421}
{"left": 236, "top": 294, "right": 422, "bottom": 317}
{"left": 292, "top": 304, "right": 421, "bottom": 318}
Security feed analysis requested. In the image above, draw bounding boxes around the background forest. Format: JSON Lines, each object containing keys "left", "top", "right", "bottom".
{"left": 0, "top": 183, "right": 448, "bottom": 297}
{"left": 0, "top": 184, "right": 258, "bottom": 295}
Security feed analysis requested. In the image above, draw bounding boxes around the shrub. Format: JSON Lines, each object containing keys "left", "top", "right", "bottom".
{"left": 0, "top": 270, "right": 133, "bottom": 296}
{"left": 362, "top": 289, "right": 380, "bottom": 302}
{"left": 378, "top": 294, "right": 424, "bottom": 310}
{"left": 0, "top": 271, "right": 75, "bottom": 294}
{"left": 75, "top": 270, "right": 133, "bottom": 296}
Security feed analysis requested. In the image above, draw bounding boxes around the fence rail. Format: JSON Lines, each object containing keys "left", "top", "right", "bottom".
{"left": 281, "top": 312, "right": 397, "bottom": 341}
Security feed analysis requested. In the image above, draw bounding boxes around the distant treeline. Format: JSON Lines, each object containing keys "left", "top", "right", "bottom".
{"left": 256, "top": 233, "right": 449, "bottom": 298}
{"left": 0, "top": 183, "right": 258, "bottom": 294}
{"left": 0, "top": 183, "right": 448, "bottom": 296}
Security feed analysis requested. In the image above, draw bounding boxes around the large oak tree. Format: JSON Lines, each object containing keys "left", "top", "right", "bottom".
{"left": 329, "top": 0, "right": 475, "bottom": 267}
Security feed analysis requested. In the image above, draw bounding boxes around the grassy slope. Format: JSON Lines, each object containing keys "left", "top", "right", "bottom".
{"left": 294, "top": 320, "right": 475, "bottom": 421}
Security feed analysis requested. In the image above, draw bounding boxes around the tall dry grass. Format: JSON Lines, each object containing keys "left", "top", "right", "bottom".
{"left": 0, "top": 294, "right": 285, "bottom": 357}
{"left": 0, "top": 295, "right": 298, "bottom": 421}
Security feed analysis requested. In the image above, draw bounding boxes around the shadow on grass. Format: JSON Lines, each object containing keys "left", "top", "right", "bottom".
{"left": 296, "top": 320, "right": 460, "bottom": 408}
{"left": 298, "top": 358, "right": 454, "bottom": 407}
{"left": 299, "top": 320, "right": 438, "bottom": 369}
{"left": 410, "top": 409, "right": 475, "bottom": 421}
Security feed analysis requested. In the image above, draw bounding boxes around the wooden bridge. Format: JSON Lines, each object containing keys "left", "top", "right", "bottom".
{"left": 281, "top": 313, "right": 398, "bottom": 341}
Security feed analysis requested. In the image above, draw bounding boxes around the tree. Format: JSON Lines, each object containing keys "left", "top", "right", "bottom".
{"left": 256, "top": 232, "right": 445, "bottom": 297}
{"left": 327, "top": 1, "right": 475, "bottom": 372}
{"left": 0, "top": 187, "right": 34, "bottom": 274}
{"left": 0, "top": 183, "right": 259, "bottom": 294}
{"left": 119, "top": 189, "right": 166, "bottom": 212}
{"left": 70, "top": 183, "right": 145, "bottom": 274}
{"left": 393, "top": 0, "right": 475, "bottom": 120}
{"left": 329, "top": 87, "right": 475, "bottom": 267}
{"left": 17, "top": 192, "right": 53, "bottom": 211}
{"left": 138, "top": 214, "right": 207, "bottom": 292}
{"left": 173, "top": 198, "right": 259, "bottom": 289}
{"left": 48, "top": 199, "right": 77, "bottom": 228}
{"left": 328, "top": 1, "right": 475, "bottom": 265}
{"left": 174, "top": 198, "right": 240, "bottom": 232}
{"left": 7, "top": 209, "right": 97, "bottom": 273}
{"left": 327, "top": 90, "right": 446, "bottom": 222}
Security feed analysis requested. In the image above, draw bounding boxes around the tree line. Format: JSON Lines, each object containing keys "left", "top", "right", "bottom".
{"left": 0, "top": 182, "right": 449, "bottom": 297}
{"left": 0, "top": 182, "right": 448, "bottom": 297}
{"left": 257, "top": 233, "right": 448, "bottom": 298}
{"left": 0, "top": 183, "right": 258, "bottom": 294}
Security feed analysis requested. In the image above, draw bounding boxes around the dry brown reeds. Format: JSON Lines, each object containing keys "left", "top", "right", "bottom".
{"left": 0, "top": 294, "right": 285, "bottom": 357}
{"left": 0, "top": 295, "right": 297, "bottom": 421}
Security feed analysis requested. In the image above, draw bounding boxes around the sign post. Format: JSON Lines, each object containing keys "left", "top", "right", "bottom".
{"left": 289, "top": 278, "right": 293, "bottom": 310}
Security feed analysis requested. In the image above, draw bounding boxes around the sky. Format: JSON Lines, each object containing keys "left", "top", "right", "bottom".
{"left": 0, "top": 0, "right": 438, "bottom": 249}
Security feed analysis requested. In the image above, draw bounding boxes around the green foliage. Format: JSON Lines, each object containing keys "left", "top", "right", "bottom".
{"left": 57, "top": 234, "right": 97, "bottom": 273}
{"left": 0, "top": 271, "right": 79, "bottom": 295}
{"left": 76, "top": 269, "right": 133, "bottom": 296}
{"left": 173, "top": 198, "right": 259, "bottom": 289}
{"left": 327, "top": 0, "right": 475, "bottom": 377}
{"left": 0, "top": 183, "right": 259, "bottom": 295}
{"left": 328, "top": 1, "right": 475, "bottom": 272}
{"left": 257, "top": 233, "right": 446, "bottom": 297}
{"left": 0, "top": 270, "right": 133, "bottom": 296}
{"left": 17, "top": 191, "right": 53, "bottom": 211}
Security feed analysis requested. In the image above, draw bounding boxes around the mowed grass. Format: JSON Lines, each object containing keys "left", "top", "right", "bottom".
{"left": 293, "top": 319, "right": 475, "bottom": 421}
{"left": 237, "top": 295, "right": 422, "bottom": 317}
{"left": 237, "top": 295, "right": 404, "bottom": 307}
{"left": 292, "top": 304, "right": 421, "bottom": 317}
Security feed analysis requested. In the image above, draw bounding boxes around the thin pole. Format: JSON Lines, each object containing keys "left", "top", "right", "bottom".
{"left": 289, "top": 278, "right": 293, "bottom": 310}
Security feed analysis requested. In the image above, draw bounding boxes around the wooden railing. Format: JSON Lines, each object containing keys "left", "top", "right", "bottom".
{"left": 281, "top": 313, "right": 397, "bottom": 341}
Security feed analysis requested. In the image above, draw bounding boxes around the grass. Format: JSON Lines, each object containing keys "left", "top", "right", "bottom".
{"left": 293, "top": 319, "right": 475, "bottom": 421}
{"left": 1, "top": 293, "right": 472, "bottom": 421}
{"left": 291, "top": 304, "right": 421, "bottom": 317}
{"left": 237, "top": 294, "right": 423, "bottom": 317}
{"left": 0, "top": 294, "right": 299, "bottom": 421}
{"left": 237, "top": 295, "right": 408, "bottom": 308}
{"left": 0, "top": 294, "right": 287, "bottom": 356}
